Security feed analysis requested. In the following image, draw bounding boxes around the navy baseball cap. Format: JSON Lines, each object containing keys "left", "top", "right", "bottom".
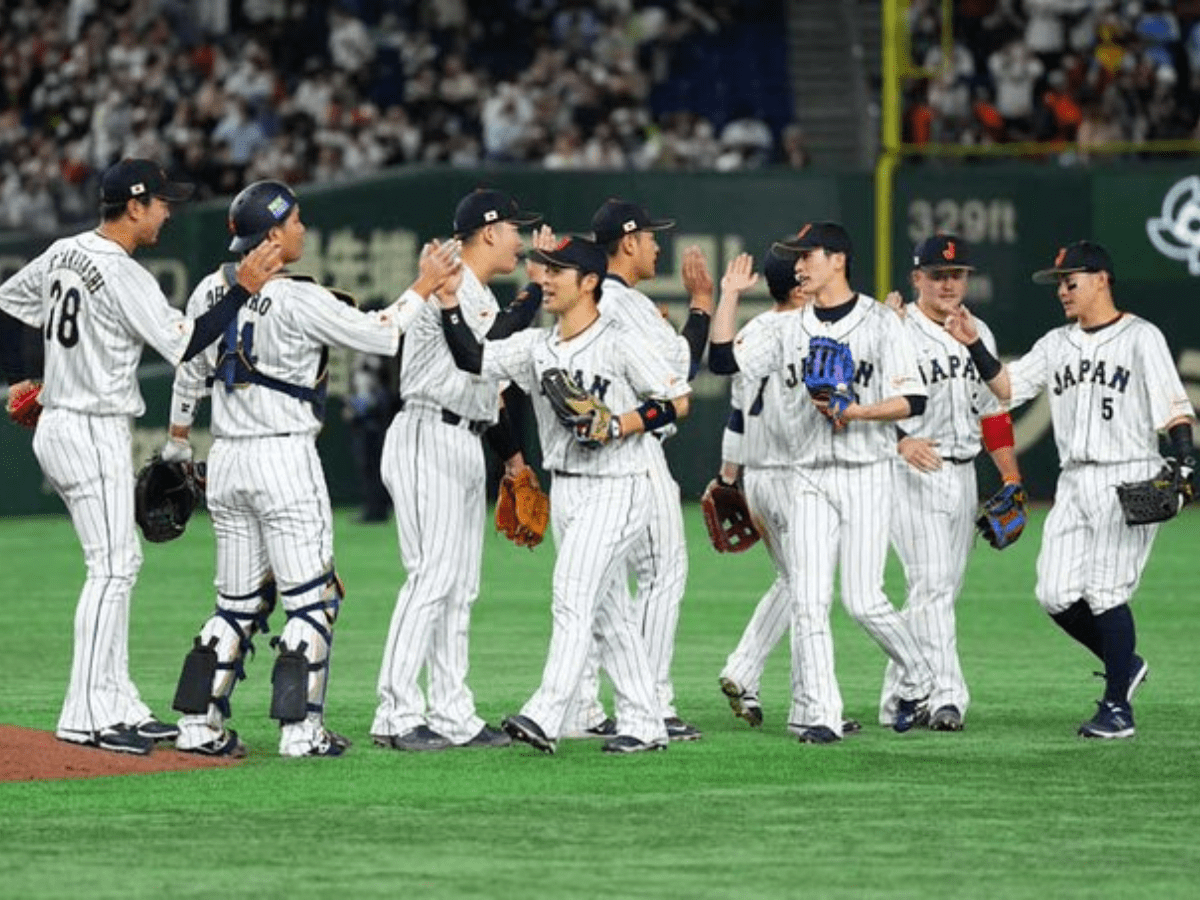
{"left": 452, "top": 189, "right": 541, "bottom": 237}
{"left": 913, "top": 234, "right": 974, "bottom": 271}
{"left": 1032, "top": 241, "right": 1114, "bottom": 284}
{"left": 763, "top": 245, "right": 799, "bottom": 302}
{"left": 101, "top": 158, "right": 194, "bottom": 204}
{"left": 529, "top": 236, "right": 608, "bottom": 280}
{"left": 773, "top": 221, "right": 853, "bottom": 259}
{"left": 227, "top": 180, "right": 298, "bottom": 252}
{"left": 591, "top": 198, "right": 674, "bottom": 245}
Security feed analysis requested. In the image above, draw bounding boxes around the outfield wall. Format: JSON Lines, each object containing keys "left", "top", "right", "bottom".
{"left": 2, "top": 164, "right": 1199, "bottom": 515}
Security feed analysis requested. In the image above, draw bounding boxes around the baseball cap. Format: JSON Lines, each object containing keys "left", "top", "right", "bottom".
{"left": 1031, "top": 241, "right": 1114, "bottom": 284}
{"left": 773, "top": 221, "right": 853, "bottom": 259}
{"left": 912, "top": 234, "right": 974, "bottom": 271}
{"left": 452, "top": 188, "right": 542, "bottom": 236}
{"left": 763, "top": 245, "right": 798, "bottom": 302}
{"left": 528, "top": 236, "right": 607, "bottom": 280}
{"left": 590, "top": 198, "right": 675, "bottom": 245}
{"left": 100, "top": 158, "right": 194, "bottom": 204}
{"left": 227, "top": 180, "right": 298, "bottom": 252}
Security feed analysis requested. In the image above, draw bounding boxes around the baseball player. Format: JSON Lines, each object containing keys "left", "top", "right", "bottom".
{"left": 709, "top": 221, "right": 934, "bottom": 743}
{"left": 437, "top": 236, "right": 691, "bottom": 754}
{"left": 563, "top": 198, "right": 713, "bottom": 742}
{"left": 945, "top": 241, "right": 1196, "bottom": 739}
{"left": 371, "top": 188, "right": 551, "bottom": 752}
{"left": 0, "top": 158, "right": 282, "bottom": 755}
{"left": 878, "top": 234, "right": 1024, "bottom": 732}
{"left": 164, "top": 180, "right": 460, "bottom": 757}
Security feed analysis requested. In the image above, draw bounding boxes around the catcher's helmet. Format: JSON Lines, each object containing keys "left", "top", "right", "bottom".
{"left": 227, "top": 180, "right": 297, "bottom": 252}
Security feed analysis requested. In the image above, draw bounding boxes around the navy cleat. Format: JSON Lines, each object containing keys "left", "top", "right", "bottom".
{"left": 791, "top": 724, "right": 842, "bottom": 744}
{"left": 894, "top": 696, "right": 930, "bottom": 733}
{"left": 1078, "top": 700, "right": 1135, "bottom": 740}
{"left": 502, "top": 715, "right": 556, "bottom": 754}
{"left": 601, "top": 735, "right": 668, "bottom": 754}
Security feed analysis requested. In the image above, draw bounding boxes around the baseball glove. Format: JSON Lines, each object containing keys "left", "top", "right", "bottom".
{"left": 701, "top": 478, "right": 760, "bottom": 553}
{"left": 6, "top": 379, "right": 42, "bottom": 428}
{"left": 975, "top": 482, "right": 1027, "bottom": 549}
{"left": 803, "top": 336, "right": 856, "bottom": 418}
{"left": 135, "top": 457, "right": 205, "bottom": 543}
{"left": 495, "top": 468, "right": 549, "bottom": 548}
{"left": 540, "top": 367, "right": 613, "bottom": 448}
{"left": 1115, "top": 461, "right": 1192, "bottom": 525}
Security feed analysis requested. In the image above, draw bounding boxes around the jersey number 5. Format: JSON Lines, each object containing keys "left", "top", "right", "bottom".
{"left": 44, "top": 278, "right": 81, "bottom": 348}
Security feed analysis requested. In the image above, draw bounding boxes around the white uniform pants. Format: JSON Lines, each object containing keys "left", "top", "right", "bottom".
{"left": 373, "top": 411, "right": 486, "bottom": 743}
{"left": 34, "top": 409, "right": 151, "bottom": 737}
{"left": 788, "top": 461, "right": 933, "bottom": 731}
{"left": 881, "top": 459, "right": 976, "bottom": 724}
{"left": 522, "top": 473, "right": 665, "bottom": 744}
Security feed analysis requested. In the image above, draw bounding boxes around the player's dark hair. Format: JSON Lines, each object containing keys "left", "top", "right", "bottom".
{"left": 601, "top": 236, "right": 623, "bottom": 257}
{"left": 576, "top": 269, "right": 604, "bottom": 304}
{"left": 101, "top": 195, "right": 152, "bottom": 222}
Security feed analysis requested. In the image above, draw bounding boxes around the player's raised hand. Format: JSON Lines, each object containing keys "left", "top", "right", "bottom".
{"left": 681, "top": 246, "right": 715, "bottom": 314}
{"left": 414, "top": 238, "right": 462, "bottom": 302}
{"left": 884, "top": 290, "right": 907, "bottom": 319}
{"left": 524, "top": 224, "right": 556, "bottom": 283}
{"left": 898, "top": 436, "right": 942, "bottom": 472}
{"left": 720, "top": 252, "right": 758, "bottom": 297}
{"left": 943, "top": 303, "right": 979, "bottom": 345}
{"left": 234, "top": 240, "right": 284, "bottom": 293}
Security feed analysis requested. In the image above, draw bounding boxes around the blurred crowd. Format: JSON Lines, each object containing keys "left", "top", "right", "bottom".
{"left": 904, "top": 0, "right": 1200, "bottom": 160}
{"left": 0, "top": 0, "right": 805, "bottom": 234}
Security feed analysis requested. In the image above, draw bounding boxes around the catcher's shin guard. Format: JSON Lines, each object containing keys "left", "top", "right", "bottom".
{"left": 173, "top": 580, "right": 277, "bottom": 718}
{"left": 269, "top": 569, "right": 343, "bottom": 724}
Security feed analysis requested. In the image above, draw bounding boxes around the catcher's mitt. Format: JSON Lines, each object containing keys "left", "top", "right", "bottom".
{"left": 6, "top": 379, "right": 42, "bottom": 428}
{"left": 701, "top": 478, "right": 760, "bottom": 553}
{"left": 975, "top": 482, "right": 1027, "bottom": 549}
{"left": 803, "top": 337, "right": 856, "bottom": 419}
{"left": 495, "top": 468, "right": 549, "bottom": 548}
{"left": 135, "top": 457, "right": 205, "bottom": 543}
{"left": 540, "top": 367, "right": 613, "bottom": 448}
{"left": 1116, "top": 461, "right": 1190, "bottom": 525}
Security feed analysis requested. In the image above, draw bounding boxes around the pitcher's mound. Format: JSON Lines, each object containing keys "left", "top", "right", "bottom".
{"left": 0, "top": 724, "right": 243, "bottom": 782}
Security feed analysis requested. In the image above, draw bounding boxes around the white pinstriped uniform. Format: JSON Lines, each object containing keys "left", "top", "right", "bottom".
{"left": 1004, "top": 315, "right": 1193, "bottom": 615}
{"left": 880, "top": 305, "right": 1003, "bottom": 724}
{"left": 566, "top": 274, "right": 691, "bottom": 728}
{"left": 733, "top": 295, "right": 933, "bottom": 732}
{"left": 719, "top": 308, "right": 807, "bottom": 698}
{"left": 480, "top": 315, "right": 689, "bottom": 744}
{"left": 171, "top": 269, "right": 421, "bottom": 755}
{"left": 373, "top": 265, "right": 503, "bottom": 744}
{"left": 0, "top": 230, "right": 196, "bottom": 740}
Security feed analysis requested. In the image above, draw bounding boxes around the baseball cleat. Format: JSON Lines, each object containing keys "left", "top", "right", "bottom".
{"left": 601, "top": 735, "right": 668, "bottom": 754}
{"left": 134, "top": 716, "right": 180, "bottom": 742}
{"left": 458, "top": 725, "right": 513, "bottom": 748}
{"left": 562, "top": 717, "right": 617, "bottom": 739}
{"left": 178, "top": 728, "right": 246, "bottom": 758}
{"left": 929, "top": 706, "right": 964, "bottom": 732}
{"left": 1078, "top": 700, "right": 1135, "bottom": 740}
{"left": 1127, "top": 655, "right": 1149, "bottom": 703}
{"left": 297, "top": 731, "right": 349, "bottom": 757}
{"left": 502, "top": 715, "right": 556, "bottom": 754}
{"left": 893, "top": 696, "right": 930, "bottom": 733}
{"left": 97, "top": 726, "right": 154, "bottom": 756}
{"left": 385, "top": 725, "right": 452, "bottom": 752}
{"left": 841, "top": 718, "right": 863, "bottom": 735}
{"left": 664, "top": 717, "right": 702, "bottom": 741}
{"left": 792, "top": 724, "right": 842, "bottom": 745}
{"left": 719, "top": 676, "right": 764, "bottom": 727}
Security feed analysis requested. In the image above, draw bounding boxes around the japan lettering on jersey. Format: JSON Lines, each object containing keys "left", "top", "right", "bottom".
{"left": 599, "top": 277, "right": 690, "bottom": 381}
{"left": 1006, "top": 314, "right": 1194, "bottom": 465}
{"left": 732, "top": 308, "right": 808, "bottom": 468}
{"left": 0, "top": 231, "right": 193, "bottom": 416}
{"left": 400, "top": 265, "right": 501, "bottom": 422}
{"left": 896, "top": 304, "right": 1001, "bottom": 459}
{"left": 733, "top": 295, "right": 925, "bottom": 465}
{"left": 173, "top": 271, "right": 409, "bottom": 438}
{"left": 481, "top": 316, "right": 689, "bottom": 476}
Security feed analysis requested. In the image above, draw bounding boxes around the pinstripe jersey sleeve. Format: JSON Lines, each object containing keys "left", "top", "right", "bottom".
{"left": 119, "top": 263, "right": 194, "bottom": 366}
{"left": 731, "top": 314, "right": 783, "bottom": 380}
{"left": 1136, "top": 321, "right": 1194, "bottom": 428}
{"left": 480, "top": 328, "right": 541, "bottom": 395}
{"left": 600, "top": 279, "right": 690, "bottom": 380}
{"left": 0, "top": 245, "right": 49, "bottom": 327}
{"left": 292, "top": 281, "right": 402, "bottom": 356}
{"left": 877, "top": 306, "right": 925, "bottom": 400}
{"left": 1007, "top": 331, "right": 1055, "bottom": 408}
{"left": 621, "top": 328, "right": 691, "bottom": 401}
{"left": 172, "top": 275, "right": 219, "bottom": 412}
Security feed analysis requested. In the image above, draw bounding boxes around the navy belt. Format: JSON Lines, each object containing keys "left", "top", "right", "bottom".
{"left": 552, "top": 470, "right": 582, "bottom": 478}
{"left": 399, "top": 399, "right": 489, "bottom": 436}
{"left": 943, "top": 455, "right": 976, "bottom": 465}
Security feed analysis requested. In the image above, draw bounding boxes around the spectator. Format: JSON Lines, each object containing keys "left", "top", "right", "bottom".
{"left": 211, "top": 95, "right": 268, "bottom": 166}
{"left": 989, "top": 39, "right": 1045, "bottom": 138}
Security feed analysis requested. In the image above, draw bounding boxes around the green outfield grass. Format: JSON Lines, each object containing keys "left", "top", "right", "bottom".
{"left": 1, "top": 505, "right": 1198, "bottom": 899}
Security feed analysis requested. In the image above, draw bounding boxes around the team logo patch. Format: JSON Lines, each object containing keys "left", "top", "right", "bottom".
{"left": 484, "top": 210, "right": 499, "bottom": 222}
{"left": 622, "top": 219, "right": 637, "bottom": 233}
{"left": 554, "top": 236, "right": 572, "bottom": 250}
{"left": 1147, "top": 176, "right": 1200, "bottom": 275}
{"left": 798, "top": 223, "right": 812, "bottom": 238}
{"left": 943, "top": 241, "right": 956, "bottom": 260}
{"left": 267, "top": 195, "right": 291, "bottom": 219}
{"left": 130, "top": 183, "right": 145, "bottom": 196}
{"left": 1054, "top": 247, "right": 1067, "bottom": 267}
